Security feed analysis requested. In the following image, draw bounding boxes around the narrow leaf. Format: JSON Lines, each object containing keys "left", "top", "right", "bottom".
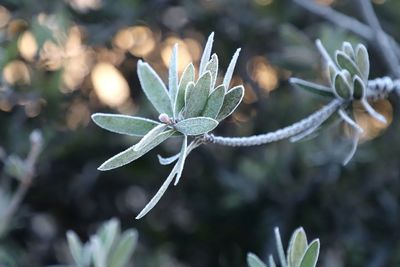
{"left": 173, "top": 135, "right": 187, "bottom": 185}
{"left": 343, "top": 132, "right": 360, "bottom": 166}
{"left": 175, "top": 117, "right": 218, "bottom": 136}
{"left": 92, "top": 113, "right": 160, "bottom": 136}
{"left": 202, "top": 84, "right": 225, "bottom": 118}
{"left": 157, "top": 153, "right": 180, "bottom": 165}
{"left": 335, "top": 51, "right": 361, "bottom": 78}
{"left": 287, "top": 228, "right": 308, "bottom": 267}
{"left": 137, "top": 61, "right": 173, "bottom": 116}
{"left": 289, "top": 78, "right": 334, "bottom": 97}
{"left": 66, "top": 231, "right": 84, "bottom": 266}
{"left": 134, "top": 124, "right": 168, "bottom": 151}
{"left": 275, "top": 227, "right": 288, "bottom": 267}
{"left": 98, "top": 130, "right": 175, "bottom": 171}
{"left": 205, "top": 53, "right": 219, "bottom": 90}
{"left": 223, "top": 48, "right": 241, "bottom": 91}
{"left": 361, "top": 98, "right": 387, "bottom": 124}
{"left": 355, "top": 44, "right": 370, "bottom": 81}
{"left": 169, "top": 44, "right": 179, "bottom": 117}
{"left": 216, "top": 85, "right": 244, "bottom": 121}
{"left": 108, "top": 230, "right": 138, "bottom": 267}
{"left": 175, "top": 63, "right": 195, "bottom": 117}
{"left": 299, "top": 239, "right": 320, "bottom": 267}
{"left": 247, "top": 253, "right": 267, "bottom": 267}
{"left": 199, "top": 32, "right": 214, "bottom": 75}
{"left": 184, "top": 71, "right": 211, "bottom": 118}
{"left": 269, "top": 255, "right": 277, "bottom": 267}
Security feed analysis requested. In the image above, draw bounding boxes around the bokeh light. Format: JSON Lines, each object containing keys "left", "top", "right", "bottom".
{"left": 3, "top": 60, "right": 31, "bottom": 85}
{"left": 0, "top": 5, "right": 10, "bottom": 28}
{"left": 18, "top": 31, "right": 38, "bottom": 62}
{"left": 247, "top": 56, "right": 279, "bottom": 93}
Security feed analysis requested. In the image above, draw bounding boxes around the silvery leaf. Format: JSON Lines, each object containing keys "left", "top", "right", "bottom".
{"left": 355, "top": 44, "right": 370, "bottom": 81}
{"left": 333, "top": 72, "right": 352, "bottom": 99}
{"left": 335, "top": 51, "right": 361, "bottom": 78}
{"left": 157, "top": 153, "right": 180, "bottom": 165}
{"left": 361, "top": 98, "right": 387, "bottom": 124}
{"left": 327, "top": 63, "right": 337, "bottom": 86}
{"left": 275, "top": 227, "right": 288, "bottom": 267}
{"left": 342, "top": 42, "right": 354, "bottom": 59}
{"left": 98, "top": 130, "right": 175, "bottom": 171}
{"left": 290, "top": 78, "right": 334, "bottom": 97}
{"left": 299, "top": 240, "right": 320, "bottom": 267}
{"left": 91, "top": 113, "right": 160, "bottom": 137}
{"left": 108, "top": 229, "right": 138, "bottom": 267}
{"left": 90, "top": 236, "right": 106, "bottom": 267}
{"left": 184, "top": 71, "right": 211, "bottom": 118}
{"left": 247, "top": 253, "right": 267, "bottom": 267}
{"left": 173, "top": 135, "right": 187, "bottom": 185}
{"left": 134, "top": 124, "right": 168, "bottom": 152}
{"left": 223, "top": 48, "right": 241, "bottom": 91}
{"left": 205, "top": 53, "right": 219, "bottom": 90}
{"left": 199, "top": 32, "right": 214, "bottom": 75}
{"left": 287, "top": 228, "right": 308, "bottom": 267}
{"left": 352, "top": 76, "right": 365, "bottom": 100}
{"left": 343, "top": 132, "right": 360, "bottom": 166}
{"left": 66, "top": 231, "right": 84, "bottom": 266}
{"left": 202, "top": 84, "right": 225, "bottom": 118}
{"left": 269, "top": 255, "right": 277, "bottom": 267}
{"left": 137, "top": 60, "right": 173, "bottom": 116}
{"left": 216, "top": 85, "right": 244, "bottom": 121}
{"left": 97, "top": 218, "right": 120, "bottom": 253}
{"left": 175, "top": 117, "right": 218, "bottom": 136}
{"left": 175, "top": 63, "right": 195, "bottom": 117}
{"left": 169, "top": 44, "right": 179, "bottom": 117}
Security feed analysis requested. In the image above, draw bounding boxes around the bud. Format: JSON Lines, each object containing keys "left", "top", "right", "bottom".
{"left": 158, "top": 113, "right": 171, "bottom": 124}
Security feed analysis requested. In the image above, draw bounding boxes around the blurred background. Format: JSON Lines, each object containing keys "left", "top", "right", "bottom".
{"left": 0, "top": 0, "right": 400, "bottom": 266}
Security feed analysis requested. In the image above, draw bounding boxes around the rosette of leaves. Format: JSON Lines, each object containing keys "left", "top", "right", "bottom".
{"left": 247, "top": 227, "right": 320, "bottom": 267}
{"left": 91, "top": 33, "right": 244, "bottom": 218}
{"left": 289, "top": 40, "right": 387, "bottom": 164}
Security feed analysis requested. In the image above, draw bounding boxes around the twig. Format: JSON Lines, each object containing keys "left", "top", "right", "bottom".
{"left": 357, "top": 0, "right": 400, "bottom": 78}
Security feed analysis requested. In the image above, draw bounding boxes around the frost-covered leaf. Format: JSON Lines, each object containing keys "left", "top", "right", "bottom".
{"left": 287, "top": 228, "right": 308, "bottom": 267}
{"left": 299, "top": 240, "right": 320, "bottom": 267}
{"left": 333, "top": 72, "right": 352, "bottom": 99}
{"left": 66, "top": 231, "right": 84, "bottom": 266}
{"left": 335, "top": 51, "right": 361, "bottom": 78}
{"left": 205, "top": 54, "right": 219, "bottom": 90}
{"left": 247, "top": 253, "right": 267, "bottom": 267}
{"left": 355, "top": 44, "right": 369, "bottom": 81}
{"left": 108, "top": 230, "right": 138, "bottom": 267}
{"left": 342, "top": 42, "right": 354, "bottom": 59}
{"left": 216, "top": 85, "right": 244, "bottom": 121}
{"left": 353, "top": 76, "right": 365, "bottom": 100}
{"left": 137, "top": 61, "right": 173, "bottom": 116}
{"left": 202, "top": 84, "right": 225, "bottom": 118}
{"left": 223, "top": 48, "right": 241, "bottom": 91}
{"left": 290, "top": 78, "right": 334, "bottom": 97}
{"left": 199, "top": 32, "right": 214, "bottom": 75}
{"left": 98, "top": 130, "right": 175, "bottom": 171}
{"left": 175, "top": 63, "right": 195, "bottom": 117}
{"left": 91, "top": 113, "right": 160, "bottom": 136}
{"left": 169, "top": 44, "right": 179, "bottom": 117}
{"left": 175, "top": 117, "right": 218, "bottom": 136}
{"left": 134, "top": 124, "right": 168, "bottom": 152}
{"left": 157, "top": 153, "right": 180, "bottom": 165}
{"left": 184, "top": 71, "right": 211, "bottom": 118}
{"left": 173, "top": 135, "right": 187, "bottom": 185}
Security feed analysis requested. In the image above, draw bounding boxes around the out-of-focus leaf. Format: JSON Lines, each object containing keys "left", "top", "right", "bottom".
{"left": 205, "top": 54, "right": 219, "bottom": 90}
{"left": 91, "top": 114, "right": 160, "bottom": 136}
{"left": 108, "top": 230, "right": 138, "bottom": 267}
{"left": 184, "top": 71, "right": 211, "bottom": 118}
{"left": 90, "top": 236, "right": 106, "bottom": 267}
{"left": 355, "top": 44, "right": 370, "bottom": 81}
{"left": 353, "top": 76, "right": 365, "bottom": 100}
{"left": 4, "top": 155, "right": 25, "bottom": 181}
{"left": 223, "top": 48, "right": 241, "bottom": 91}
{"left": 342, "top": 42, "right": 354, "bottom": 59}
{"left": 97, "top": 218, "right": 120, "bottom": 253}
{"left": 175, "top": 117, "right": 218, "bottom": 136}
{"left": 335, "top": 51, "right": 361, "bottom": 78}
{"left": 134, "top": 124, "right": 167, "bottom": 152}
{"left": 202, "top": 85, "right": 225, "bottom": 118}
{"left": 66, "top": 231, "right": 84, "bottom": 266}
{"left": 137, "top": 61, "right": 173, "bottom": 116}
{"left": 175, "top": 63, "right": 195, "bottom": 117}
{"left": 299, "top": 239, "right": 320, "bottom": 267}
{"left": 290, "top": 78, "right": 334, "bottom": 97}
{"left": 216, "top": 85, "right": 244, "bottom": 121}
{"left": 199, "top": 32, "right": 214, "bottom": 75}
{"left": 247, "top": 253, "right": 267, "bottom": 267}
{"left": 333, "top": 72, "right": 352, "bottom": 99}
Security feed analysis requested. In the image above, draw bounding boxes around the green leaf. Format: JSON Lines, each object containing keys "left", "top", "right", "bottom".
{"left": 355, "top": 44, "right": 369, "bottom": 81}
{"left": 184, "top": 71, "right": 212, "bottom": 118}
{"left": 199, "top": 32, "right": 214, "bottom": 75}
{"left": 223, "top": 48, "right": 241, "bottom": 91}
{"left": 91, "top": 236, "right": 106, "bottom": 267}
{"left": 175, "top": 63, "right": 195, "bottom": 117}
{"left": 134, "top": 124, "right": 168, "bottom": 152}
{"left": 287, "top": 228, "right": 308, "bottom": 267}
{"left": 175, "top": 117, "right": 218, "bottom": 136}
{"left": 247, "top": 253, "right": 267, "bottom": 267}
{"left": 91, "top": 113, "right": 160, "bottom": 136}
{"left": 173, "top": 135, "right": 188, "bottom": 185}
{"left": 299, "top": 239, "right": 320, "bottom": 267}
{"left": 327, "top": 63, "right": 337, "bottom": 86}
{"left": 353, "top": 75, "right": 365, "bottom": 100}
{"left": 333, "top": 72, "right": 352, "bottom": 100}
{"left": 66, "top": 231, "right": 84, "bottom": 266}
{"left": 137, "top": 60, "right": 173, "bottom": 116}
{"left": 216, "top": 85, "right": 244, "bottom": 121}
{"left": 97, "top": 218, "right": 120, "bottom": 254}
{"left": 335, "top": 51, "right": 361, "bottom": 78}
{"left": 98, "top": 130, "right": 175, "bottom": 171}
{"left": 202, "top": 85, "right": 225, "bottom": 118}
{"left": 205, "top": 53, "right": 219, "bottom": 90}
{"left": 108, "top": 230, "right": 138, "bottom": 267}
{"left": 289, "top": 78, "right": 334, "bottom": 97}
{"left": 169, "top": 44, "right": 179, "bottom": 117}
{"left": 342, "top": 42, "right": 354, "bottom": 59}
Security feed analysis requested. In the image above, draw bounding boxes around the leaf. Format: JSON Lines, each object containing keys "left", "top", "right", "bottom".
{"left": 199, "top": 32, "right": 214, "bottom": 75}
{"left": 275, "top": 227, "right": 288, "bottom": 267}
{"left": 108, "top": 230, "right": 138, "bottom": 267}
{"left": 90, "top": 236, "right": 106, "bottom": 267}
{"left": 98, "top": 130, "right": 175, "bottom": 171}
{"left": 247, "top": 253, "right": 267, "bottom": 267}
{"left": 175, "top": 117, "right": 218, "bottom": 136}
{"left": 137, "top": 60, "right": 173, "bottom": 116}
{"left": 327, "top": 63, "right": 337, "bottom": 86}
{"left": 173, "top": 135, "right": 188, "bottom": 185}
{"left": 97, "top": 218, "right": 120, "bottom": 254}
{"left": 335, "top": 51, "right": 361, "bottom": 78}
{"left": 299, "top": 239, "right": 320, "bottom": 267}
{"left": 223, "top": 48, "right": 241, "bottom": 91}
{"left": 175, "top": 63, "right": 195, "bottom": 117}
{"left": 355, "top": 44, "right": 369, "bottom": 81}
{"left": 289, "top": 78, "right": 334, "bottom": 97}
{"left": 342, "top": 42, "right": 354, "bottom": 59}
{"left": 205, "top": 53, "right": 219, "bottom": 90}
{"left": 66, "top": 231, "right": 84, "bottom": 266}
{"left": 216, "top": 85, "right": 244, "bottom": 121}
{"left": 333, "top": 72, "right": 352, "bottom": 99}
{"left": 157, "top": 153, "right": 180, "bottom": 165}
{"left": 202, "top": 85, "right": 225, "bottom": 118}
{"left": 269, "top": 255, "right": 277, "bottom": 267}
{"left": 169, "top": 44, "right": 179, "bottom": 117}
{"left": 352, "top": 76, "right": 365, "bottom": 100}
{"left": 134, "top": 124, "right": 168, "bottom": 152}
{"left": 287, "top": 228, "right": 308, "bottom": 267}
{"left": 184, "top": 71, "right": 212, "bottom": 118}
{"left": 91, "top": 113, "right": 160, "bottom": 136}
